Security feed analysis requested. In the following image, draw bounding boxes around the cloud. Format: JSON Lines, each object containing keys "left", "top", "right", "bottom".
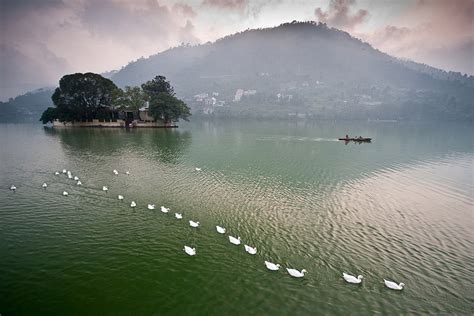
{"left": 202, "top": 0, "right": 248, "bottom": 11}
{"left": 1, "top": 0, "right": 74, "bottom": 98}
{"left": 0, "top": 42, "right": 70, "bottom": 99}
{"left": 0, "top": 0, "right": 201, "bottom": 100}
{"left": 314, "top": 0, "right": 369, "bottom": 31}
{"left": 172, "top": 3, "right": 197, "bottom": 18}
{"left": 312, "top": 0, "right": 473, "bottom": 73}
{"left": 359, "top": 0, "right": 474, "bottom": 74}
{"left": 78, "top": 0, "right": 199, "bottom": 46}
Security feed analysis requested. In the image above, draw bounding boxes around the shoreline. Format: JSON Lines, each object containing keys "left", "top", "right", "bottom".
{"left": 52, "top": 119, "right": 177, "bottom": 128}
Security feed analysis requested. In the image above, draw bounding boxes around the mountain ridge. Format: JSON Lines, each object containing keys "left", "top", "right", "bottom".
{"left": 110, "top": 21, "right": 472, "bottom": 121}
{"left": 2, "top": 21, "right": 472, "bottom": 122}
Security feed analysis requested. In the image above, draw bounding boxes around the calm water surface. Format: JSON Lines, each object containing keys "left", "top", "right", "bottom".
{"left": 0, "top": 120, "right": 473, "bottom": 315}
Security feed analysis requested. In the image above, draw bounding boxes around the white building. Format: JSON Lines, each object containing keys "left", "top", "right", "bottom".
{"left": 204, "top": 97, "right": 217, "bottom": 106}
{"left": 234, "top": 89, "right": 244, "bottom": 102}
{"left": 243, "top": 90, "right": 257, "bottom": 96}
{"left": 194, "top": 93, "right": 208, "bottom": 102}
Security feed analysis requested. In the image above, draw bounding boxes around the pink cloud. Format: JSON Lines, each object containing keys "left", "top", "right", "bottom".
{"left": 314, "top": 0, "right": 369, "bottom": 31}
{"left": 202, "top": 0, "right": 248, "bottom": 10}
{"left": 172, "top": 3, "right": 197, "bottom": 18}
{"left": 0, "top": 0, "right": 201, "bottom": 99}
{"left": 360, "top": 0, "right": 474, "bottom": 73}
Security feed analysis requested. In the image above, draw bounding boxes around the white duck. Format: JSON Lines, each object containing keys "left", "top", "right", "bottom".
{"left": 216, "top": 226, "right": 226, "bottom": 234}
{"left": 113, "top": 169, "right": 118, "bottom": 175}
{"left": 229, "top": 236, "right": 241, "bottom": 245}
{"left": 189, "top": 220, "right": 200, "bottom": 228}
{"left": 343, "top": 273, "right": 363, "bottom": 284}
{"left": 62, "top": 169, "right": 67, "bottom": 174}
{"left": 10, "top": 185, "right": 16, "bottom": 191}
{"left": 287, "top": 268, "right": 307, "bottom": 278}
{"left": 130, "top": 201, "right": 136, "bottom": 208}
{"left": 161, "top": 206, "right": 170, "bottom": 213}
{"left": 244, "top": 245, "right": 257, "bottom": 255}
{"left": 147, "top": 204, "right": 156, "bottom": 210}
{"left": 195, "top": 167, "right": 202, "bottom": 171}
{"left": 55, "top": 171, "right": 60, "bottom": 175}
{"left": 118, "top": 195, "right": 124, "bottom": 201}
{"left": 62, "top": 191, "right": 68, "bottom": 196}
{"left": 384, "top": 279, "right": 405, "bottom": 290}
{"left": 67, "top": 174, "right": 73, "bottom": 179}
{"left": 74, "top": 176, "right": 79, "bottom": 181}
{"left": 175, "top": 213, "right": 183, "bottom": 219}
{"left": 102, "top": 186, "right": 108, "bottom": 192}
{"left": 42, "top": 183, "right": 48, "bottom": 188}
{"left": 76, "top": 181, "right": 82, "bottom": 185}
{"left": 184, "top": 246, "right": 196, "bottom": 256}
{"left": 125, "top": 171, "right": 130, "bottom": 175}
{"left": 264, "top": 261, "right": 281, "bottom": 271}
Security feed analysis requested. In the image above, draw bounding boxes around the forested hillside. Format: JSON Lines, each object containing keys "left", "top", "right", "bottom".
{"left": 2, "top": 22, "right": 472, "bottom": 122}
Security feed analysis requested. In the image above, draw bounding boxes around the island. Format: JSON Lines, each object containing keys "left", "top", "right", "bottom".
{"left": 40, "top": 73, "right": 191, "bottom": 128}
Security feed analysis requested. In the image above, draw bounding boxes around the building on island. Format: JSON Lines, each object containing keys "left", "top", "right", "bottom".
{"left": 52, "top": 103, "right": 175, "bottom": 128}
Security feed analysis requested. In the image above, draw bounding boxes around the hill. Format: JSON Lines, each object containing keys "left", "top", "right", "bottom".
{"left": 0, "top": 88, "right": 54, "bottom": 122}
{"left": 110, "top": 21, "right": 473, "bottom": 121}
{"left": 2, "top": 22, "right": 473, "bottom": 122}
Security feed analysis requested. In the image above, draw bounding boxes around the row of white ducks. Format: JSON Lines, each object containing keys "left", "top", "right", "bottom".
{"left": 113, "top": 169, "right": 130, "bottom": 176}
{"left": 41, "top": 171, "right": 307, "bottom": 280}
{"left": 217, "top": 228, "right": 304, "bottom": 277}
{"left": 186, "top": 219, "right": 401, "bottom": 285}
{"left": 341, "top": 273, "right": 404, "bottom": 290}
{"left": 34, "top": 169, "right": 403, "bottom": 288}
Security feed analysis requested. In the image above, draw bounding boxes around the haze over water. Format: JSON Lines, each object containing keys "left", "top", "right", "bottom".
{"left": 0, "top": 120, "right": 473, "bottom": 314}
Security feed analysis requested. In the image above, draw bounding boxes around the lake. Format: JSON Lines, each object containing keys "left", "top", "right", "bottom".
{"left": 0, "top": 120, "right": 473, "bottom": 315}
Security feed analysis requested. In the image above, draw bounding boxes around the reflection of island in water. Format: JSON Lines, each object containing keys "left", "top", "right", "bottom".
{"left": 43, "top": 127, "right": 191, "bottom": 164}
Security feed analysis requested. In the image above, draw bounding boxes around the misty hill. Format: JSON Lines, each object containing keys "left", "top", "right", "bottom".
{"left": 2, "top": 22, "right": 472, "bottom": 122}
{"left": 0, "top": 88, "right": 54, "bottom": 122}
{"left": 111, "top": 21, "right": 473, "bottom": 121}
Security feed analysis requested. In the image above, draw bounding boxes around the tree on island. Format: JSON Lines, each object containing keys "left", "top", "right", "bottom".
{"left": 39, "top": 107, "right": 59, "bottom": 124}
{"left": 142, "top": 76, "right": 191, "bottom": 123}
{"left": 40, "top": 73, "right": 121, "bottom": 123}
{"left": 40, "top": 73, "right": 190, "bottom": 124}
{"left": 115, "top": 86, "right": 148, "bottom": 110}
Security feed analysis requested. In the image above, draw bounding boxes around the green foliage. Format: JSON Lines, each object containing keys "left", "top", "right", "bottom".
{"left": 39, "top": 107, "right": 58, "bottom": 124}
{"left": 148, "top": 92, "right": 191, "bottom": 123}
{"left": 141, "top": 75, "right": 174, "bottom": 96}
{"left": 142, "top": 76, "right": 191, "bottom": 123}
{"left": 116, "top": 86, "right": 147, "bottom": 110}
{"left": 47, "top": 72, "right": 120, "bottom": 122}
{"left": 38, "top": 73, "right": 191, "bottom": 124}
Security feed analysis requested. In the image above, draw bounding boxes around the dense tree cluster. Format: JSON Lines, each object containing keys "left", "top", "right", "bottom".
{"left": 40, "top": 73, "right": 120, "bottom": 123}
{"left": 142, "top": 76, "right": 191, "bottom": 123}
{"left": 39, "top": 73, "right": 190, "bottom": 124}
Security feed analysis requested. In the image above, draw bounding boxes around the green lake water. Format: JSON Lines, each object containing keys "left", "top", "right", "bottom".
{"left": 0, "top": 120, "right": 473, "bottom": 315}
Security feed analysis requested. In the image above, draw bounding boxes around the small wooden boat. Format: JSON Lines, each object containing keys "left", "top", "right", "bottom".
{"left": 339, "top": 137, "right": 372, "bottom": 142}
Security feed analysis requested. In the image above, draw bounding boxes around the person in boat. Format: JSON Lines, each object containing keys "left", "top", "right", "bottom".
{"left": 345, "top": 134, "right": 349, "bottom": 140}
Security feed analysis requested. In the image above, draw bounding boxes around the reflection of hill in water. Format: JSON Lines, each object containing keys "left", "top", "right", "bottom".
{"left": 43, "top": 128, "right": 191, "bottom": 164}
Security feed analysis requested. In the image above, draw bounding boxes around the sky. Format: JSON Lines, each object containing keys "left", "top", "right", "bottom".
{"left": 1, "top": 0, "right": 473, "bottom": 100}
